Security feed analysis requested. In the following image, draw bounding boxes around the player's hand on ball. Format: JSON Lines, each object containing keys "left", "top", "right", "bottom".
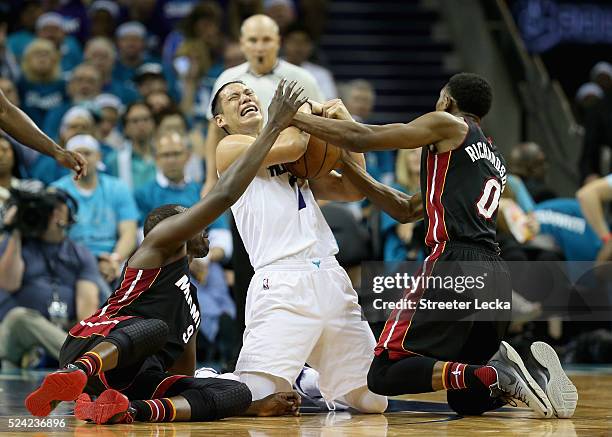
{"left": 268, "top": 79, "right": 308, "bottom": 130}
{"left": 322, "top": 99, "right": 354, "bottom": 121}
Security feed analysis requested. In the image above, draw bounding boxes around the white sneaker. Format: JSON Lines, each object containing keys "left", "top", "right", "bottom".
{"left": 294, "top": 367, "right": 348, "bottom": 411}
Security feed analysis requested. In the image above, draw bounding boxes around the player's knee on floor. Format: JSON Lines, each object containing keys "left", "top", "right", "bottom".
{"left": 174, "top": 378, "right": 252, "bottom": 421}
{"left": 105, "top": 319, "right": 169, "bottom": 367}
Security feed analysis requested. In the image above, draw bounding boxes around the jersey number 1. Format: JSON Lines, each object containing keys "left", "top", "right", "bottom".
{"left": 476, "top": 178, "right": 501, "bottom": 219}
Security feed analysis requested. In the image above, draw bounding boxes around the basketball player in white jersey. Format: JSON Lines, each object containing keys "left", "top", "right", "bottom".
{"left": 209, "top": 80, "right": 387, "bottom": 413}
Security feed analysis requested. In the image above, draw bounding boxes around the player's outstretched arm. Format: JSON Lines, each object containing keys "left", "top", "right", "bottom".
{"left": 292, "top": 110, "right": 459, "bottom": 153}
{"left": 145, "top": 80, "right": 308, "bottom": 253}
{"left": 0, "top": 89, "right": 87, "bottom": 179}
{"left": 341, "top": 151, "right": 423, "bottom": 223}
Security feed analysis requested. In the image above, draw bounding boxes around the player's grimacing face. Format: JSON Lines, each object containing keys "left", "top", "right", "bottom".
{"left": 217, "top": 83, "right": 263, "bottom": 133}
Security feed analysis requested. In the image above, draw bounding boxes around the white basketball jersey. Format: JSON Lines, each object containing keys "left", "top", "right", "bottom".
{"left": 231, "top": 164, "right": 339, "bottom": 270}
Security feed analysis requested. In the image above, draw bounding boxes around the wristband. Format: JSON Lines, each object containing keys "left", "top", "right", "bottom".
{"left": 602, "top": 233, "right": 612, "bottom": 244}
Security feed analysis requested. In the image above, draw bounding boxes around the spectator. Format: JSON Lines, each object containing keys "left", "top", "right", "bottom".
{"left": 17, "top": 38, "right": 66, "bottom": 128}
{"left": 0, "top": 78, "right": 18, "bottom": 106}
{"left": 43, "top": 63, "right": 103, "bottom": 140}
{"left": 94, "top": 93, "right": 125, "bottom": 150}
{"left": 134, "top": 62, "right": 178, "bottom": 101}
{"left": 223, "top": 39, "right": 245, "bottom": 69}
{"left": 156, "top": 108, "right": 205, "bottom": 183}
{"left": 53, "top": 135, "right": 138, "bottom": 286}
{"left": 581, "top": 63, "right": 612, "bottom": 183}
{"left": 53, "top": 0, "right": 90, "bottom": 44}
{"left": 83, "top": 37, "right": 137, "bottom": 104}
{"left": 264, "top": 0, "right": 296, "bottom": 35}
{"left": 30, "top": 106, "right": 98, "bottom": 185}
{"left": 282, "top": 22, "right": 337, "bottom": 100}
{"left": 112, "top": 22, "right": 156, "bottom": 84}
{"left": 533, "top": 197, "right": 600, "bottom": 262}
{"left": 227, "top": 0, "right": 263, "bottom": 40}
{"left": 88, "top": 0, "right": 120, "bottom": 40}
{"left": 342, "top": 79, "right": 394, "bottom": 184}
{"left": 0, "top": 10, "right": 19, "bottom": 82}
{"left": 510, "top": 142, "right": 557, "bottom": 202}
{"left": 106, "top": 102, "right": 157, "bottom": 191}
{"left": 590, "top": 61, "right": 612, "bottom": 96}
{"left": 35, "top": 12, "right": 83, "bottom": 72}
{"left": 0, "top": 136, "right": 42, "bottom": 210}
{"left": 6, "top": 0, "right": 43, "bottom": 62}
{"left": 122, "top": 0, "right": 172, "bottom": 53}
{"left": 0, "top": 78, "right": 43, "bottom": 171}
{"left": 577, "top": 175, "right": 612, "bottom": 264}
{"left": 134, "top": 131, "right": 234, "bottom": 352}
{"left": 145, "top": 89, "right": 176, "bottom": 117}
{"left": 162, "top": 1, "right": 225, "bottom": 69}
{"left": 175, "top": 38, "right": 222, "bottom": 126}
{"left": 0, "top": 187, "right": 100, "bottom": 368}
{"left": 380, "top": 148, "right": 423, "bottom": 262}
{"left": 574, "top": 82, "right": 604, "bottom": 125}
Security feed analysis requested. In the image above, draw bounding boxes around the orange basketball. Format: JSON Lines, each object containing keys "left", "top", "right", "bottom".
{"left": 285, "top": 135, "right": 341, "bottom": 179}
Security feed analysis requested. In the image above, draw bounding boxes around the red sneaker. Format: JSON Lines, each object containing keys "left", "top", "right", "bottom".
{"left": 25, "top": 366, "right": 88, "bottom": 416}
{"left": 75, "top": 389, "right": 135, "bottom": 424}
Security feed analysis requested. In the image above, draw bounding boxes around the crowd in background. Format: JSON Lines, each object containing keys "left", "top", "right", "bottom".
{"left": 0, "top": 0, "right": 611, "bottom": 371}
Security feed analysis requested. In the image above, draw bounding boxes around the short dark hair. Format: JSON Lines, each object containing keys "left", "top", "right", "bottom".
{"left": 182, "top": 1, "right": 223, "bottom": 38}
{"left": 143, "top": 204, "right": 186, "bottom": 236}
{"left": 211, "top": 80, "right": 246, "bottom": 117}
{"left": 283, "top": 21, "right": 312, "bottom": 40}
{"left": 155, "top": 107, "right": 187, "bottom": 128}
{"left": 121, "top": 101, "right": 153, "bottom": 127}
{"left": 446, "top": 73, "right": 492, "bottom": 119}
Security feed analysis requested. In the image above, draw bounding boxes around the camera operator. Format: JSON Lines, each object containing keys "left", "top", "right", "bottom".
{"left": 0, "top": 187, "right": 100, "bottom": 369}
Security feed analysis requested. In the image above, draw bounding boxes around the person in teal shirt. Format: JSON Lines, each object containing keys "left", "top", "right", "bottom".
{"left": 17, "top": 38, "right": 66, "bottom": 127}
{"left": 52, "top": 135, "right": 139, "bottom": 288}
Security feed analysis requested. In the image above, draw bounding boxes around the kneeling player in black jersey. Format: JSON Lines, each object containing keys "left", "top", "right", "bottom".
{"left": 290, "top": 73, "right": 577, "bottom": 419}
{"left": 25, "top": 80, "right": 308, "bottom": 424}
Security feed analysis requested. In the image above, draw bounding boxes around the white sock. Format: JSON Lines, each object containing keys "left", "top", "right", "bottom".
{"left": 240, "top": 371, "right": 291, "bottom": 401}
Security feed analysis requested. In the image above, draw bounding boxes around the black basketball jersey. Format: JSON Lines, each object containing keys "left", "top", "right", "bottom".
{"left": 419, "top": 118, "right": 507, "bottom": 250}
{"left": 70, "top": 256, "right": 201, "bottom": 369}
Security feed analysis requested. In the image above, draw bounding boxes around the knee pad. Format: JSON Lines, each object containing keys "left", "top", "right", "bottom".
{"left": 105, "top": 319, "right": 169, "bottom": 367}
{"left": 180, "top": 379, "right": 252, "bottom": 421}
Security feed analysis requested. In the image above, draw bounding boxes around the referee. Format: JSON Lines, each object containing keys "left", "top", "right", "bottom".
{"left": 202, "top": 14, "right": 324, "bottom": 359}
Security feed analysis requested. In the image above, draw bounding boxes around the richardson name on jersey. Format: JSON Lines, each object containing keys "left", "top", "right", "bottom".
{"left": 465, "top": 141, "right": 507, "bottom": 187}
{"left": 175, "top": 274, "right": 201, "bottom": 343}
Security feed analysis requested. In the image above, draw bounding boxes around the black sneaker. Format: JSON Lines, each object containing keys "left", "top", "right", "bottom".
{"left": 488, "top": 341, "right": 553, "bottom": 418}
{"left": 525, "top": 341, "right": 578, "bottom": 418}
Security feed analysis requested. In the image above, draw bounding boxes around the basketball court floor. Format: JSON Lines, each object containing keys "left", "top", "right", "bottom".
{"left": 0, "top": 367, "right": 609, "bottom": 436}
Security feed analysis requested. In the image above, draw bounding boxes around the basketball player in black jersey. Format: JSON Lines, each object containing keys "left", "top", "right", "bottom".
{"left": 291, "top": 73, "right": 577, "bottom": 419}
{"left": 25, "top": 80, "right": 308, "bottom": 424}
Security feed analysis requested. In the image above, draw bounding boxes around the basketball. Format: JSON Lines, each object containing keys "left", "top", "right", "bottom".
{"left": 285, "top": 135, "right": 342, "bottom": 179}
